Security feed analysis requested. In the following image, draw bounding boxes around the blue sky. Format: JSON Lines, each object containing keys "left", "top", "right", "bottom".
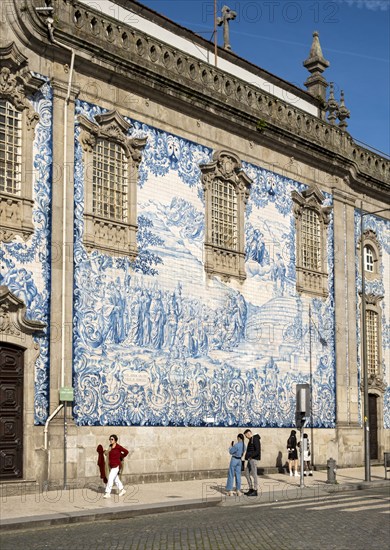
{"left": 138, "top": 0, "right": 390, "bottom": 156}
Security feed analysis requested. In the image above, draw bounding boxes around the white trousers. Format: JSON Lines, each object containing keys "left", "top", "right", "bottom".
{"left": 105, "top": 466, "right": 124, "bottom": 494}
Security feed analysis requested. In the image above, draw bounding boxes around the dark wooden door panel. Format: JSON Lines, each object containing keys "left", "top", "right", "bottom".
{"left": 369, "top": 394, "right": 378, "bottom": 460}
{"left": 0, "top": 345, "right": 24, "bottom": 479}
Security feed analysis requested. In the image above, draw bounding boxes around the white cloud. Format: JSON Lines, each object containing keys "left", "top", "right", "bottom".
{"left": 339, "top": 0, "right": 390, "bottom": 10}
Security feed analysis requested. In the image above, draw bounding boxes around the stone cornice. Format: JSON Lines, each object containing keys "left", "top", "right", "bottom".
{"left": 9, "top": 0, "right": 390, "bottom": 201}
{"left": 331, "top": 188, "right": 357, "bottom": 207}
{"left": 51, "top": 77, "right": 80, "bottom": 101}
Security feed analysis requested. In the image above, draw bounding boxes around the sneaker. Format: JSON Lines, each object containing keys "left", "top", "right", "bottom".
{"left": 103, "top": 493, "right": 111, "bottom": 499}
{"left": 247, "top": 490, "right": 258, "bottom": 497}
{"left": 309, "top": 472, "right": 313, "bottom": 476}
{"left": 289, "top": 471, "right": 293, "bottom": 477}
{"left": 244, "top": 489, "right": 254, "bottom": 496}
{"left": 295, "top": 472, "right": 299, "bottom": 477}
{"left": 303, "top": 472, "right": 307, "bottom": 476}
{"left": 119, "top": 489, "right": 126, "bottom": 497}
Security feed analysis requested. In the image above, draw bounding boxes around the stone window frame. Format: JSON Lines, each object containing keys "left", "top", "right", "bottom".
{"left": 360, "top": 230, "right": 382, "bottom": 281}
{"left": 292, "top": 185, "right": 331, "bottom": 297}
{"left": 200, "top": 150, "right": 252, "bottom": 282}
{"left": 0, "top": 100, "right": 22, "bottom": 195}
{"left": 362, "top": 294, "right": 384, "bottom": 385}
{"left": 78, "top": 110, "right": 147, "bottom": 258}
{"left": 0, "top": 43, "right": 41, "bottom": 243}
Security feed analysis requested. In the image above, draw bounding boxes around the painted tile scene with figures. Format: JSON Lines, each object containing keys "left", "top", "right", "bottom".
{"left": 0, "top": 0, "right": 389, "bottom": 486}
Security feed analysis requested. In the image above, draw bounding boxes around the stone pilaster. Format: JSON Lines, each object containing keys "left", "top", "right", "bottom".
{"left": 49, "top": 77, "right": 79, "bottom": 410}
{"left": 332, "top": 188, "right": 359, "bottom": 429}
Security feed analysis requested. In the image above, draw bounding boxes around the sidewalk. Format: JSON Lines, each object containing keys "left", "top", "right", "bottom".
{"left": 0, "top": 466, "right": 388, "bottom": 531}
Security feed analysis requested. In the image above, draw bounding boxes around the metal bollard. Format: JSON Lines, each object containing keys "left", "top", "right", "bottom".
{"left": 326, "top": 457, "right": 337, "bottom": 484}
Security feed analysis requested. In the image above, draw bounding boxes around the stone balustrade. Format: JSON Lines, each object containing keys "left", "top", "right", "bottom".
{"left": 23, "top": 0, "right": 390, "bottom": 187}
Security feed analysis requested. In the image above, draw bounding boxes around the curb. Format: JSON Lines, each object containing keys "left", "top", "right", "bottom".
{"left": 321, "top": 480, "right": 390, "bottom": 492}
{"left": 219, "top": 479, "right": 390, "bottom": 507}
{"left": 1, "top": 481, "right": 388, "bottom": 532}
{"left": 0, "top": 497, "right": 222, "bottom": 532}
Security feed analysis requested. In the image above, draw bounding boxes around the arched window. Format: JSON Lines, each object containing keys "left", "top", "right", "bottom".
{"left": 364, "top": 245, "right": 374, "bottom": 273}
{"left": 361, "top": 231, "right": 381, "bottom": 278}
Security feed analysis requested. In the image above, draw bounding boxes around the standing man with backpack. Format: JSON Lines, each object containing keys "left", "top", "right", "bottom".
{"left": 243, "top": 429, "right": 261, "bottom": 496}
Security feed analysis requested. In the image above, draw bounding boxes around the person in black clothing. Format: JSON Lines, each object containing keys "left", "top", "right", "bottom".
{"left": 243, "top": 429, "right": 261, "bottom": 496}
{"left": 287, "top": 429, "right": 299, "bottom": 477}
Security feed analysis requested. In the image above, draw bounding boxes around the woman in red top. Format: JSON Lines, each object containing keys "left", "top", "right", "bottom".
{"left": 104, "top": 434, "right": 129, "bottom": 499}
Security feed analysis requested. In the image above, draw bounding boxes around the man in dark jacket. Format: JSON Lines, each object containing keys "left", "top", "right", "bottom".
{"left": 244, "top": 429, "right": 261, "bottom": 496}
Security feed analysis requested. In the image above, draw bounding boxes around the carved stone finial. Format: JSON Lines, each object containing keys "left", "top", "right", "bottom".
{"left": 0, "top": 43, "right": 41, "bottom": 129}
{"left": 303, "top": 31, "right": 330, "bottom": 101}
{"left": 337, "top": 90, "right": 350, "bottom": 130}
{"left": 217, "top": 5, "right": 237, "bottom": 51}
{"left": 326, "top": 82, "right": 339, "bottom": 125}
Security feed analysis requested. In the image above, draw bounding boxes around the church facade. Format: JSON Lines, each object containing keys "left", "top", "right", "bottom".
{"left": 1, "top": 0, "right": 389, "bottom": 487}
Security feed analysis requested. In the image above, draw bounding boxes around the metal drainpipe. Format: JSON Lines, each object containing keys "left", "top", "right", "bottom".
{"left": 44, "top": 404, "right": 64, "bottom": 451}
{"left": 44, "top": 403, "right": 64, "bottom": 485}
{"left": 46, "top": 16, "right": 75, "bottom": 389}
{"left": 40, "top": 12, "right": 75, "bottom": 488}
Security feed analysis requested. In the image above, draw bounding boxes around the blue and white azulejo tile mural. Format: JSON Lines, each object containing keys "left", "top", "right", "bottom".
{"left": 355, "top": 212, "right": 390, "bottom": 428}
{"left": 73, "top": 100, "right": 336, "bottom": 428}
{"left": 0, "top": 80, "right": 53, "bottom": 424}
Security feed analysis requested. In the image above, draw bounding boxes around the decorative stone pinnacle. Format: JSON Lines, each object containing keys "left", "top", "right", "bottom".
{"left": 337, "top": 90, "right": 350, "bottom": 130}
{"left": 217, "top": 5, "right": 237, "bottom": 51}
{"left": 303, "top": 31, "right": 330, "bottom": 101}
{"left": 326, "top": 82, "right": 339, "bottom": 125}
{"left": 306, "top": 32, "right": 327, "bottom": 65}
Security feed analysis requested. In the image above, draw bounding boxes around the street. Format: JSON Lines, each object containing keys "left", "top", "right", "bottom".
{"left": 1, "top": 486, "right": 389, "bottom": 549}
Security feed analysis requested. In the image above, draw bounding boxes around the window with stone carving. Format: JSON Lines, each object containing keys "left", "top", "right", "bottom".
{"left": 93, "top": 139, "right": 128, "bottom": 221}
{"left": 211, "top": 178, "right": 238, "bottom": 250}
{"left": 359, "top": 231, "right": 383, "bottom": 388}
{"left": 301, "top": 208, "right": 321, "bottom": 271}
{"left": 0, "top": 43, "right": 41, "bottom": 243}
{"left": 292, "top": 185, "right": 331, "bottom": 297}
{"left": 366, "top": 309, "right": 379, "bottom": 376}
{"left": 362, "top": 294, "right": 384, "bottom": 389}
{"left": 0, "top": 100, "right": 22, "bottom": 195}
{"left": 200, "top": 150, "right": 251, "bottom": 282}
{"left": 78, "top": 110, "right": 146, "bottom": 258}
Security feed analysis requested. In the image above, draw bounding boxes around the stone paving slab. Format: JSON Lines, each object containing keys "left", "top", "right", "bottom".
{"left": 0, "top": 466, "right": 388, "bottom": 531}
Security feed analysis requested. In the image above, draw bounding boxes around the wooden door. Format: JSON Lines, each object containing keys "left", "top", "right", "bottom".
{"left": 0, "top": 344, "right": 24, "bottom": 479}
{"left": 369, "top": 394, "right": 378, "bottom": 460}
